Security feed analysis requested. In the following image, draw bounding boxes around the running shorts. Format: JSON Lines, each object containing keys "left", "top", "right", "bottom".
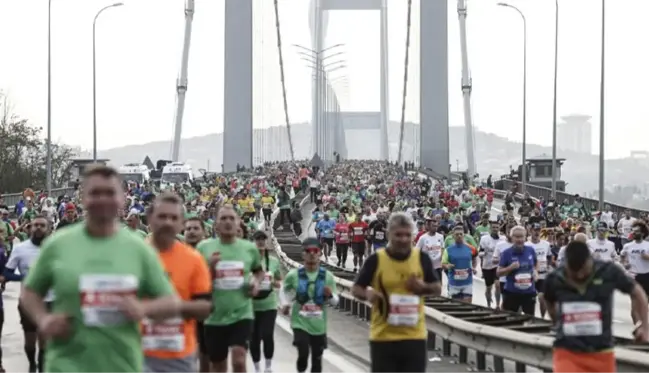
{"left": 482, "top": 267, "right": 497, "bottom": 287}
{"left": 204, "top": 320, "right": 252, "bottom": 362}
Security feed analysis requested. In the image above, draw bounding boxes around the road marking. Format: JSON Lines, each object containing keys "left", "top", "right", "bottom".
{"left": 275, "top": 314, "right": 364, "bottom": 371}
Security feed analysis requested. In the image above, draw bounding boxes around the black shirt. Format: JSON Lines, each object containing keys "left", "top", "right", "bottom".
{"left": 543, "top": 261, "right": 635, "bottom": 352}
{"left": 355, "top": 249, "right": 439, "bottom": 288}
{"left": 368, "top": 220, "right": 388, "bottom": 243}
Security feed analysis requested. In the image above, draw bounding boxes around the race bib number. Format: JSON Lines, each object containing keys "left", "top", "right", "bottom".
{"left": 298, "top": 302, "right": 323, "bottom": 318}
{"left": 142, "top": 317, "right": 185, "bottom": 352}
{"left": 561, "top": 302, "right": 602, "bottom": 336}
{"left": 453, "top": 269, "right": 469, "bottom": 281}
{"left": 353, "top": 227, "right": 364, "bottom": 236}
{"left": 514, "top": 273, "right": 532, "bottom": 290}
{"left": 79, "top": 274, "right": 138, "bottom": 327}
{"left": 263, "top": 203, "right": 272, "bottom": 209}
{"left": 214, "top": 261, "right": 245, "bottom": 290}
{"left": 375, "top": 231, "right": 385, "bottom": 240}
{"left": 388, "top": 294, "right": 419, "bottom": 326}
{"left": 339, "top": 232, "right": 349, "bottom": 241}
{"left": 259, "top": 272, "right": 273, "bottom": 291}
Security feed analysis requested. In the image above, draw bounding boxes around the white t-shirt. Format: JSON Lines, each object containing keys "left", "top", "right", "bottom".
{"left": 479, "top": 235, "right": 504, "bottom": 270}
{"left": 527, "top": 239, "right": 552, "bottom": 278}
{"left": 494, "top": 241, "right": 512, "bottom": 282}
{"left": 6, "top": 240, "right": 55, "bottom": 301}
{"left": 416, "top": 232, "right": 445, "bottom": 268}
{"left": 621, "top": 241, "right": 649, "bottom": 275}
{"left": 618, "top": 217, "right": 637, "bottom": 236}
{"left": 587, "top": 239, "right": 616, "bottom": 262}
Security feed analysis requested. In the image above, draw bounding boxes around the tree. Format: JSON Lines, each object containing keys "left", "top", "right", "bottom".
{"left": 0, "top": 92, "right": 76, "bottom": 194}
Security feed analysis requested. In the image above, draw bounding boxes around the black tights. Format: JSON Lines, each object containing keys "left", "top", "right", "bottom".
{"left": 250, "top": 310, "right": 277, "bottom": 363}
{"left": 335, "top": 244, "right": 348, "bottom": 265}
{"left": 293, "top": 329, "right": 326, "bottom": 373}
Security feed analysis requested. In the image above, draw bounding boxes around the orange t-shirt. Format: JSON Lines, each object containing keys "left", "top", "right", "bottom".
{"left": 142, "top": 241, "right": 211, "bottom": 359}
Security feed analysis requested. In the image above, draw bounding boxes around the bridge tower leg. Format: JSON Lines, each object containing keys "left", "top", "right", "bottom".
{"left": 420, "top": 0, "right": 449, "bottom": 177}
{"left": 223, "top": 0, "right": 253, "bottom": 172}
{"left": 379, "top": 0, "right": 389, "bottom": 160}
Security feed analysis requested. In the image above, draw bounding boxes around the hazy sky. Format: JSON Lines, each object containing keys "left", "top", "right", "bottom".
{"left": 0, "top": 0, "right": 645, "bottom": 159}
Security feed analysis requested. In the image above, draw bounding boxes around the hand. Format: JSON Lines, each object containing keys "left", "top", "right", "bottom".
{"left": 446, "top": 263, "right": 455, "bottom": 269}
{"left": 280, "top": 305, "right": 290, "bottom": 316}
{"left": 634, "top": 324, "right": 649, "bottom": 343}
{"left": 38, "top": 313, "right": 71, "bottom": 339}
{"left": 366, "top": 288, "right": 384, "bottom": 304}
{"left": 405, "top": 275, "right": 425, "bottom": 294}
{"left": 208, "top": 252, "right": 221, "bottom": 268}
{"left": 323, "top": 286, "right": 332, "bottom": 298}
{"left": 472, "top": 268, "right": 477, "bottom": 275}
{"left": 248, "top": 280, "right": 259, "bottom": 297}
{"left": 510, "top": 262, "right": 520, "bottom": 270}
{"left": 118, "top": 295, "right": 146, "bottom": 322}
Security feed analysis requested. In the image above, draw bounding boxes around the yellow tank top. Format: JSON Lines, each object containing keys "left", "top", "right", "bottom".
{"left": 369, "top": 249, "right": 427, "bottom": 342}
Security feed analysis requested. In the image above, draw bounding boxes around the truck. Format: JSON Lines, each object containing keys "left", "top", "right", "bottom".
{"left": 161, "top": 162, "right": 194, "bottom": 184}
{"left": 118, "top": 163, "right": 151, "bottom": 183}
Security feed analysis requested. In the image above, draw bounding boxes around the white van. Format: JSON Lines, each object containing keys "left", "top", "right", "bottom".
{"left": 118, "top": 164, "right": 151, "bottom": 183}
{"left": 161, "top": 162, "right": 194, "bottom": 184}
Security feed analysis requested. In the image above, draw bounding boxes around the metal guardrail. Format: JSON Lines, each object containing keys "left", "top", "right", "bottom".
{"left": 1, "top": 187, "right": 76, "bottom": 211}
{"left": 270, "top": 170, "right": 649, "bottom": 372}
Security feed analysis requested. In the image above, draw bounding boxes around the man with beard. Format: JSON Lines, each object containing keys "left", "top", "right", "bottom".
{"left": 3, "top": 215, "right": 52, "bottom": 372}
{"left": 183, "top": 217, "right": 210, "bottom": 373}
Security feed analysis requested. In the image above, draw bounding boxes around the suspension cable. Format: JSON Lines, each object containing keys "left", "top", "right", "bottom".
{"left": 273, "top": 0, "right": 295, "bottom": 161}
{"left": 397, "top": 0, "right": 414, "bottom": 164}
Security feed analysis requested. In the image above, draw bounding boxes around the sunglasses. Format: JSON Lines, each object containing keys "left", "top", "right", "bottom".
{"left": 304, "top": 247, "right": 321, "bottom": 255}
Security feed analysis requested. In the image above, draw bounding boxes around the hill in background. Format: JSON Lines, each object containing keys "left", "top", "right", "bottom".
{"left": 95, "top": 122, "right": 649, "bottom": 205}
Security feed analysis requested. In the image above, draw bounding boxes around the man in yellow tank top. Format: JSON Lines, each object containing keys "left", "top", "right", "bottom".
{"left": 352, "top": 212, "right": 441, "bottom": 372}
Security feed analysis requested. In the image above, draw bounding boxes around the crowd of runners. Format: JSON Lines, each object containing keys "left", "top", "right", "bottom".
{"left": 0, "top": 159, "right": 648, "bottom": 372}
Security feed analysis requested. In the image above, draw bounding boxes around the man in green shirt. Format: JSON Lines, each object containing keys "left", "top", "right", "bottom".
{"left": 20, "top": 165, "right": 181, "bottom": 373}
{"left": 198, "top": 206, "right": 265, "bottom": 373}
{"left": 279, "top": 238, "right": 339, "bottom": 373}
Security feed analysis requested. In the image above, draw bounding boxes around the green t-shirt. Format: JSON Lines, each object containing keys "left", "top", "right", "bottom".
{"left": 474, "top": 225, "right": 490, "bottom": 240}
{"left": 23, "top": 224, "right": 175, "bottom": 373}
{"left": 282, "top": 268, "right": 336, "bottom": 336}
{"left": 253, "top": 255, "right": 282, "bottom": 312}
{"left": 125, "top": 227, "right": 147, "bottom": 239}
{"left": 197, "top": 238, "right": 262, "bottom": 325}
{"left": 444, "top": 233, "right": 477, "bottom": 248}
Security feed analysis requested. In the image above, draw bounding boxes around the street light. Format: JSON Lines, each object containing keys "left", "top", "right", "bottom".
{"left": 92, "top": 2, "right": 124, "bottom": 162}
{"left": 498, "top": 2, "right": 527, "bottom": 193}
{"left": 46, "top": 0, "right": 53, "bottom": 195}
{"left": 551, "top": 0, "right": 559, "bottom": 198}
{"left": 598, "top": 0, "right": 606, "bottom": 210}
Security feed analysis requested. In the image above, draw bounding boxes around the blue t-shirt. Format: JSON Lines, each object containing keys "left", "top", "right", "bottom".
{"left": 316, "top": 219, "right": 336, "bottom": 239}
{"left": 499, "top": 245, "right": 537, "bottom": 294}
{"left": 446, "top": 243, "right": 474, "bottom": 287}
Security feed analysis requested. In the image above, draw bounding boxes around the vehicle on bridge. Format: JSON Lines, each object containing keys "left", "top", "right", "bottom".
{"left": 161, "top": 162, "right": 194, "bottom": 184}
{"left": 118, "top": 163, "right": 151, "bottom": 183}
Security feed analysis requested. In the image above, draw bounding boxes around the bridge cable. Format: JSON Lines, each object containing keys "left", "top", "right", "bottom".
{"left": 397, "top": 0, "right": 414, "bottom": 164}
{"left": 273, "top": 0, "right": 295, "bottom": 161}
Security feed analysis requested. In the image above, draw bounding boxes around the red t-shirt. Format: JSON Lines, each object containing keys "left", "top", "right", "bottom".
{"left": 349, "top": 221, "right": 369, "bottom": 243}
{"left": 335, "top": 223, "right": 350, "bottom": 244}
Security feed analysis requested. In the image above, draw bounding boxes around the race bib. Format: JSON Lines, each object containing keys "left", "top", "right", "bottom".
{"left": 538, "top": 261, "right": 547, "bottom": 273}
{"left": 79, "top": 274, "right": 138, "bottom": 327}
{"left": 375, "top": 231, "right": 385, "bottom": 240}
{"left": 453, "top": 269, "right": 469, "bottom": 281}
{"left": 353, "top": 227, "right": 364, "bottom": 235}
{"left": 339, "top": 232, "right": 349, "bottom": 241}
{"left": 214, "top": 261, "right": 245, "bottom": 290}
{"left": 263, "top": 203, "right": 272, "bottom": 209}
{"left": 298, "top": 302, "right": 323, "bottom": 318}
{"left": 514, "top": 273, "right": 532, "bottom": 290}
{"left": 388, "top": 294, "right": 419, "bottom": 326}
{"left": 259, "top": 272, "right": 273, "bottom": 291}
{"left": 561, "top": 302, "right": 602, "bottom": 336}
{"left": 142, "top": 317, "right": 185, "bottom": 352}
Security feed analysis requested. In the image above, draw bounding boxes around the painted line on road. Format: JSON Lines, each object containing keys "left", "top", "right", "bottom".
{"left": 275, "top": 314, "right": 364, "bottom": 372}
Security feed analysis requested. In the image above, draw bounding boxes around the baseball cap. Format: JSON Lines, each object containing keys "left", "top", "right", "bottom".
{"left": 301, "top": 237, "right": 321, "bottom": 252}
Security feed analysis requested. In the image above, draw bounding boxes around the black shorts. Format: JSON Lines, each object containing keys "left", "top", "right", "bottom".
{"left": 204, "top": 319, "right": 252, "bottom": 362}
{"left": 370, "top": 339, "right": 427, "bottom": 372}
{"left": 635, "top": 273, "right": 649, "bottom": 300}
{"left": 292, "top": 328, "right": 327, "bottom": 350}
{"left": 435, "top": 268, "right": 443, "bottom": 283}
{"left": 196, "top": 321, "right": 207, "bottom": 355}
{"left": 322, "top": 238, "right": 334, "bottom": 247}
{"left": 482, "top": 267, "right": 497, "bottom": 287}
{"left": 351, "top": 242, "right": 365, "bottom": 256}
{"left": 19, "top": 301, "right": 53, "bottom": 333}
{"left": 535, "top": 279, "right": 546, "bottom": 293}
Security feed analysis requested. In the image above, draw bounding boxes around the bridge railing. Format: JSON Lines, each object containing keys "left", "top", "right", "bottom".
{"left": 417, "top": 168, "right": 649, "bottom": 218}
{"left": 1, "top": 187, "right": 76, "bottom": 212}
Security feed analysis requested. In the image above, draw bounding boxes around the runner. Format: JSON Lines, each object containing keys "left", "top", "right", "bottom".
{"left": 527, "top": 223, "right": 552, "bottom": 318}
{"left": 415, "top": 217, "right": 445, "bottom": 283}
{"left": 497, "top": 226, "right": 538, "bottom": 315}
{"left": 20, "top": 165, "right": 181, "bottom": 372}
{"left": 4, "top": 215, "right": 51, "bottom": 372}
{"left": 545, "top": 240, "right": 649, "bottom": 372}
{"left": 348, "top": 214, "right": 368, "bottom": 272}
{"left": 314, "top": 214, "right": 335, "bottom": 261}
{"left": 620, "top": 221, "right": 649, "bottom": 325}
{"left": 143, "top": 193, "right": 212, "bottom": 373}
{"left": 443, "top": 224, "right": 478, "bottom": 303}
{"left": 250, "top": 231, "right": 282, "bottom": 373}
{"left": 352, "top": 212, "right": 441, "bottom": 372}
{"left": 182, "top": 216, "right": 210, "bottom": 373}
{"left": 368, "top": 213, "right": 388, "bottom": 252}
{"left": 478, "top": 220, "right": 503, "bottom": 309}
{"left": 586, "top": 222, "right": 617, "bottom": 262}
{"left": 198, "top": 206, "right": 265, "bottom": 373}
{"left": 279, "top": 238, "right": 339, "bottom": 373}
{"left": 333, "top": 215, "right": 350, "bottom": 267}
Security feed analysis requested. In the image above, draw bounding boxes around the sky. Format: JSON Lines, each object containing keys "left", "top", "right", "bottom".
{"left": 0, "top": 0, "right": 645, "bottom": 159}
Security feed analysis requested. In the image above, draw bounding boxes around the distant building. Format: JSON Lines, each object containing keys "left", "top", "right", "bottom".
{"left": 557, "top": 114, "right": 592, "bottom": 154}
{"left": 69, "top": 158, "right": 110, "bottom": 184}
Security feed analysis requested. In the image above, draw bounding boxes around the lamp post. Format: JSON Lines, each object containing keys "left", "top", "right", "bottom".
{"left": 46, "top": 0, "right": 52, "bottom": 195}
{"left": 598, "top": 0, "right": 606, "bottom": 211}
{"left": 551, "top": 0, "right": 559, "bottom": 198}
{"left": 92, "top": 2, "right": 124, "bottom": 162}
{"left": 498, "top": 2, "right": 527, "bottom": 193}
